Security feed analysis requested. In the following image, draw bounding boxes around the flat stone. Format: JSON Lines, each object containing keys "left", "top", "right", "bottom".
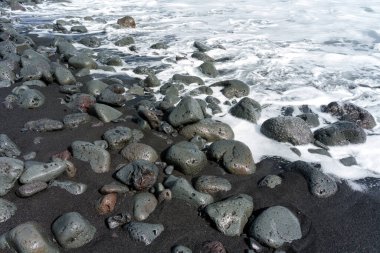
{"left": 194, "top": 41, "right": 212, "bottom": 52}
{"left": 249, "top": 206, "right": 302, "bottom": 248}
{"left": 121, "top": 143, "right": 158, "bottom": 163}
{"left": 115, "top": 36, "right": 135, "bottom": 46}
{"left": 0, "top": 198, "right": 16, "bottom": 223}
{"left": 199, "top": 62, "right": 218, "bottom": 77}
{"left": 23, "top": 80, "right": 47, "bottom": 87}
{"left": 261, "top": 116, "right": 313, "bottom": 145}
{"left": 230, "top": 97, "right": 261, "bottom": 123}
{"left": 0, "top": 134, "right": 21, "bottom": 158}
{"left": 0, "top": 222, "right": 59, "bottom": 252}
{"left": 286, "top": 161, "right": 337, "bottom": 198}
{"left": 164, "top": 175, "right": 214, "bottom": 208}
{"left": 100, "top": 182, "right": 129, "bottom": 194}
{"left": 71, "top": 141, "right": 111, "bottom": 173}
{"left": 50, "top": 180, "right": 87, "bottom": 195}
{"left": 314, "top": 121, "right": 366, "bottom": 146}
{"left": 23, "top": 118, "right": 64, "bottom": 132}
{"left": 52, "top": 212, "right": 96, "bottom": 249}
{"left": 54, "top": 65, "right": 76, "bottom": 85}
{"left": 124, "top": 222, "right": 164, "bottom": 246}
{"left": 211, "top": 80, "right": 250, "bottom": 99}
{"left": 205, "top": 194, "right": 254, "bottom": 236}
{"left": 19, "top": 161, "right": 67, "bottom": 184}
{"left": 180, "top": 118, "right": 234, "bottom": 142}
{"left": 103, "top": 126, "right": 132, "bottom": 150}
{"left": 340, "top": 156, "right": 357, "bottom": 167}
{"left": 133, "top": 192, "right": 158, "bottom": 221}
{"left": 194, "top": 175, "right": 232, "bottom": 194}
{"left": 258, "top": 175, "right": 282, "bottom": 189}
{"left": 168, "top": 96, "right": 204, "bottom": 127}
{"left": 63, "top": 113, "right": 91, "bottom": 128}
{"left": 165, "top": 141, "right": 207, "bottom": 175}
{"left": 92, "top": 103, "right": 123, "bottom": 123}
{"left": 115, "top": 160, "right": 159, "bottom": 191}
{"left": 16, "top": 181, "right": 48, "bottom": 197}
{"left": 208, "top": 140, "right": 256, "bottom": 175}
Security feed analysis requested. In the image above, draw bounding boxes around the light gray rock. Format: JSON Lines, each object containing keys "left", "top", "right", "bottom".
{"left": 168, "top": 97, "right": 204, "bottom": 127}
{"left": 121, "top": 143, "right": 158, "bottom": 163}
{"left": 19, "top": 161, "right": 67, "bottom": 184}
{"left": 0, "top": 134, "right": 21, "bottom": 158}
{"left": 179, "top": 119, "right": 234, "bottom": 142}
{"left": 286, "top": 161, "right": 337, "bottom": 198}
{"left": 71, "top": 141, "right": 111, "bottom": 173}
{"left": 56, "top": 40, "right": 78, "bottom": 59}
{"left": 98, "top": 84, "right": 126, "bottom": 106}
{"left": 21, "top": 49, "right": 53, "bottom": 82}
{"left": 172, "top": 245, "right": 192, "bottom": 253}
{"left": 93, "top": 103, "right": 123, "bottom": 123}
{"left": 50, "top": 180, "right": 87, "bottom": 195}
{"left": 0, "top": 158, "right": 24, "bottom": 196}
{"left": 107, "top": 212, "right": 132, "bottom": 229}
{"left": 230, "top": 97, "right": 261, "bottom": 123}
{"left": 23, "top": 80, "right": 47, "bottom": 87}
{"left": 0, "top": 198, "right": 16, "bottom": 223}
{"left": 14, "top": 86, "right": 45, "bottom": 109}
{"left": 259, "top": 175, "right": 282, "bottom": 189}
{"left": 314, "top": 121, "right": 366, "bottom": 146}
{"left": 52, "top": 212, "right": 96, "bottom": 249}
{"left": 194, "top": 175, "right": 232, "bottom": 194}
{"left": 261, "top": 116, "right": 313, "bottom": 145}
{"left": 0, "top": 222, "right": 60, "bottom": 253}
{"left": 211, "top": 80, "right": 250, "bottom": 99}
{"left": 249, "top": 206, "right": 302, "bottom": 248}
{"left": 205, "top": 194, "right": 253, "bottom": 236}
{"left": 115, "top": 160, "right": 159, "bottom": 191}
{"left": 164, "top": 175, "right": 214, "bottom": 208}
{"left": 63, "top": 113, "right": 91, "bottom": 128}
{"left": 68, "top": 54, "right": 97, "bottom": 69}
{"left": 85, "top": 79, "right": 108, "bottom": 96}
{"left": 79, "top": 36, "right": 101, "bottom": 48}
{"left": 23, "top": 118, "right": 64, "bottom": 132}
{"left": 199, "top": 62, "right": 218, "bottom": 78}
{"left": 16, "top": 181, "right": 48, "bottom": 197}
{"left": 124, "top": 222, "right": 164, "bottom": 246}
{"left": 54, "top": 65, "right": 76, "bottom": 86}
{"left": 208, "top": 140, "right": 255, "bottom": 175}
{"left": 133, "top": 192, "right": 158, "bottom": 221}
{"left": 103, "top": 126, "right": 132, "bottom": 150}
{"left": 143, "top": 74, "right": 161, "bottom": 87}
{"left": 165, "top": 141, "right": 207, "bottom": 175}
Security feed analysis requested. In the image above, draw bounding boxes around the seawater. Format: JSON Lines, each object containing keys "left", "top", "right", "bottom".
{"left": 6, "top": 0, "right": 380, "bottom": 188}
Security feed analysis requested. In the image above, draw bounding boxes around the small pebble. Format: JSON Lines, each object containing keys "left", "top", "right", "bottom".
{"left": 164, "top": 165, "right": 174, "bottom": 175}
{"left": 23, "top": 151, "right": 37, "bottom": 160}
{"left": 201, "top": 241, "right": 227, "bottom": 253}
{"left": 16, "top": 181, "right": 48, "bottom": 197}
{"left": 96, "top": 193, "right": 117, "bottom": 215}
{"left": 107, "top": 212, "right": 132, "bottom": 229}
{"left": 258, "top": 175, "right": 282, "bottom": 189}
{"left": 158, "top": 189, "right": 172, "bottom": 203}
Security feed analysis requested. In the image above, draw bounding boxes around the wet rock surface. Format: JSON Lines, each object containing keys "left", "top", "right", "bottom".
{"left": 0, "top": 134, "right": 21, "bottom": 158}
{"left": 211, "top": 80, "right": 250, "bottom": 99}
{"left": 121, "top": 143, "right": 158, "bottom": 162}
{"left": 314, "top": 121, "right": 367, "bottom": 146}
{"left": 230, "top": 97, "right": 261, "bottom": 123}
{"left": 179, "top": 119, "right": 234, "bottom": 141}
{"left": 168, "top": 96, "right": 204, "bottom": 127}
{"left": 19, "top": 161, "right": 67, "bottom": 184}
{"left": 194, "top": 175, "right": 232, "bottom": 194}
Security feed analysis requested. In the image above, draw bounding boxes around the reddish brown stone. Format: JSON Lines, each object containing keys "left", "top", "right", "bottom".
{"left": 96, "top": 193, "right": 117, "bottom": 215}
{"left": 202, "top": 241, "right": 227, "bottom": 253}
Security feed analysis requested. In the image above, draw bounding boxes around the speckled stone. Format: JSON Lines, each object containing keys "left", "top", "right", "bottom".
{"left": 179, "top": 119, "right": 234, "bottom": 142}
{"left": 0, "top": 157, "right": 24, "bottom": 196}
{"left": 16, "top": 181, "right": 48, "bottom": 197}
{"left": 71, "top": 141, "right": 111, "bottom": 173}
{"left": 19, "top": 161, "right": 67, "bottom": 184}
{"left": 124, "top": 222, "right": 164, "bottom": 246}
{"left": 103, "top": 126, "right": 132, "bottom": 150}
{"left": 258, "top": 175, "right": 282, "bottom": 189}
{"left": 0, "top": 134, "right": 21, "bottom": 158}
{"left": 121, "top": 143, "right": 158, "bottom": 163}
{"left": 0, "top": 198, "right": 16, "bottom": 223}
{"left": 194, "top": 175, "right": 232, "bottom": 194}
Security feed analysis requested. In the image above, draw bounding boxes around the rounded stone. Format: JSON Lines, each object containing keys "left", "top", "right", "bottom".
{"left": 172, "top": 245, "right": 192, "bottom": 253}
{"left": 54, "top": 65, "right": 76, "bottom": 85}
{"left": 211, "top": 79, "right": 250, "bottom": 99}
{"left": 23, "top": 118, "right": 64, "bottom": 132}
{"left": 258, "top": 175, "right": 282, "bottom": 189}
{"left": 19, "top": 161, "right": 67, "bottom": 184}
{"left": 117, "top": 16, "right": 136, "bottom": 28}
{"left": 71, "top": 141, "right": 111, "bottom": 173}
{"left": 194, "top": 175, "right": 232, "bottom": 194}
{"left": 199, "top": 62, "right": 218, "bottom": 77}
{"left": 180, "top": 118, "right": 234, "bottom": 142}
{"left": 0, "top": 134, "right": 21, "bottom": 158}
{"left": 103, "top": 126, "right": 132, "bottom": 150}
{"left": 0, "top": 157, "right": 24, "bottom": 196}
{"left": 15, "top": 87, "right": 45, "bottom": 109}
{"left": 16, "top": 181, "right": 48, "bottom": 197}
{"left": 115, "top": 36, "right": 135, "bottom": 46}
{"left": 133, "top": 192, "right": 158, "bottom": 221}
{"left": 68, "top": 54, "right": 97, "bottom": 69}
{"left": 0, "top": 198, "right": 16, "bottom": 223}
{"left": 100, "top": 182, "right": 129, "bottom": 194}
{"left": 172, "top": 74, "right": 205, "bottom": 86}
{"left": 314, "top": 121, "right": 366, "bottom": 146}
{"left": 96, "top": 193, "right": 117, "bottom": 215}
{"left": 121, "top": 143, "right": 158, "bottom": 163}
{"left": 168, "top": 97, "right": 204, "bottom": 127}
{"left": 92, "top": 103, "right": 123, "bottom": 123}
{"left": 230, "top": 97, "right": 261, "bottom": 123}
{"left": 249, "top": 206, "right": 302, "bottom": 248}
{"left": 124, "top": 222, "right": 164, "bottom": 246}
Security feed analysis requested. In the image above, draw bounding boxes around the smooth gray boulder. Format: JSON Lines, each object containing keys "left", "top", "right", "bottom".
{"left": 205, "top": 194, "right": 253, "bottom": 236}
{"left": 52, "top": 212, "right": 96, "bottom": 249}
{"left": 286, "top": 161, "right": 337, "bottom": 198}
{"left": 168, "top": 97, "right": 204, "bottom": 127}
{"left": 79, "top": 36, "right": 101, "bottom": 48}
{"left": 0, "top": 198, "right": 16, "bottom": 223}
{"left": 180, "top": 119, "right": 234, "bottom": 141}
{"left": 164, "top": 175, "right": 214, "bottom": 208}
{"left": 230, "top": 97, "right": 261, "bottom": 123}
{"left": 13, "top": 86, "right": 45, "bottom": 109}
{"left": 16, "top": 181, "right": 48, "bottom": 197}
{"left": 0, "top": 222, "right": 59, "bottom": 253}
{"left": 54, "top": 65, "right": 76, "bottom": 86}
{"left": 71, "top": 25, "right": 88, "bottom": 33}
{"left": 199, "top": 62, "right": 218, "bottom": 77}
{"left": 68, "top": 54, "right": 97, "bottom": 69}
{"left": 133, "top": 192, "right": 158, "bottom": 221}
{"left": 115, "top": 160, "right": 159, "bottom": 191}
{"left": 211, "top": 80, "right": 250, "bottom": 99}
{"left": 103, "top": 126, "right": 132, "bottom": 150}
{"left": 208, "top": 140, "right": 255, "bottom": 175}
{"left": 314, "top": 121, "right": 366, "bottom": 146}
{"left": 56, "top": 40, "right": 78, "bottom": 59}
{"left": 165, "top": 141, "right": 207, "bottom": 175}
{"left": 143, "top": 74, "right": 161, "bottom": 87}
{"left": 124, "top": 222, "right": 164, "bottom": 246}
{"left": 261, "top": 116, "right": 313, "bottom": 145}
{"left": 23, "top": 118, "right": 64, "bottom": 132}
{"left": 63, "top": 113, "right": 91, "bottom": 128}
{"left": 92, "top": 103, "right": 123, "bottom": 123}
{"left": 249, "top": 206, "right": 302, "bottom": 248}
{"left": 71, "top": 141, "right": 111, "bottom": 173}
{"left": 0, "top": 158, "right": 24, "bottom": 196}
{"left": 259, "top": 175, "right": 282, "bottom": 189}
{"left": 21, "top": 49, "right": 53, "bottom": 82}
{"left": 172, "top": 74, "right": 205, "bottom": 86}
{"left": 0, "top": 134, "right": 21, "bottom": 158}
{"left": 121, "top": 143, "right": 158, "bottom": 163}
{"left": 85, "top": 79, "right": 108, "bottom": 96}
{"left": 194, "top": 175, "right": 232, "bottom": 194}
{"left": 19, "top": 161, "right": 67, "bottom": 184}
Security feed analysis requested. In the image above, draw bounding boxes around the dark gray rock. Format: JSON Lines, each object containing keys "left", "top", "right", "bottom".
{"left": 211, "top": 80, "right": 250, "bottom": 99}
{"left": 13, "top": 86, "right": 45, "bottom": 109}
{"left": 164, "top": 175, "right": 214, "bottom": 208}
{"left": 165, "top": 141, "right": 207, "bottom": 175}
{"left": 21, "top": 49, "right": 53, "bottom": 82}
{"left": 115, "top": 36, "right": 135, "bottom": 46}
{"left": 138, "top": 107, "right": 161, "bottom": 129}
{"left": 168, "top": 97, "right": 204, "bottom": 127}
{"left": 190, "top": 135, "right": 207, "bottom": 150}
{"left": 191, "top": 52, "right": 214, "bottom": 62}
{"left": 208, "top": 140, "right": 255, "bottom": 175}
{"left": 133, "top": 192, "right": 158, "bottom": 221}
{"left": 50, "top": 180, "right": 87, "bottom": 195}
{"left": 133, "top": 66, "right": 154, "bottom": 75}
{"left": 79, "top": 36, "right": 101, "bottom": 48}
{"left": 172, "top": 74, "right": 205, "bottom": 86}
{"left": 297, "top": 113, "right": 320, "bottom": 127}
{"left": 93, "top": 103, "right": 123, "bottom": 123}
{"left": 0, "top": 158, "right": 24, "bottom": 196}
{"left": 121, "top": 143, "right": 158, "bottom": 163}
{"left": 23, "top": 118, "right": 64, "bottom": 132}
{"left": 0, "top": 134, "right": 21, "bottom": 158}
{"left": 201, "top": 241, "right": 227, "bottom": 253}
{"left": 16, "top": 181, "right": 48, "bottom": 197}
{"left": 194, "top": 175, "right": 232, "bottom": 194}
{"left": 180, "top": 119, "right": 234, "bottom": 142}
{"left": 124, "top": 222, "right": 164, "bottom": 246}
{"left": 65, "top": 93, "right": 96, "bottom": 112}
{"left": 143, "top": 74, "right": 161, "bottom": 87}
{"left": 71, "top": 141, "right": 111, "bottom": 173}
{"left": 308, "top": 148, "right": 331, "bottom": 157}
{"left": 0, "top": 41, "right": 16, "bottom": 57}
{"left": 69, "top": 54, "right": 97, "bottom": 69}
{"left": 59, "top": 84, "right": 81, "bottom": 94}
{"left": 249, "top": 206, "right": 302, "bottom": 248}
{"left": 115, "top": 160, "right": 159, "bottom": 191}
{"left": 206, "top": 96, "right": 221, "bottom": 105}
{"left": 189, "top": 86, "right": 213, "bottom": 96}
{"left": 0, "top": 222, "right": 59, "bottom": 252}
{"left": 19, "top": 161, "right": 67, "bottom": 184}
{"left": 0, "top": 198, "right": 16, "bottom": 223}
{"left": 286, "top": 161, "right": 338, "bottom": 198}
{"left": 63, "top": 113, "right": 91, "bottom": 128}
{"left": 56, "top": 40, "right": 78, "bottom": 59}
{"left": 230, "top": 97, "right": 261, "bottom": 123}
{"left": 205, "top": 194, "right": 253, "bottom": 236}
{"left": 194, "top": 41, "right": 212, "bottom": 52}
{"left": 340, "top": 156, "right": 357, "bottom": 167}
{"left": 117, "top": 16, "right": 136, "bottom": 28}
{"left": 107, "top": 212, "right": 132, "bottom": 229}
{"left": 261, "top": 116, "right": 313, "bottom": 145}
{"left": 103, "top": 126, "right": 132, "bottom": 150}
{"left": 71, "top": 25, "right": 88, "bottom": 33}
{"left": 321, "top": 102, "right": 376, "bottom": 129}
{"left": 150, "top": 42, "right": 168, "bottom": 49}
{"left": 199, "top": 62, "right": 218, "bottom": 77}
{"left": 314, "top": 121, "right": 366, "bottom": 146}
{"left": 85, "top": 79, "right": 109, "bottom": 96}
{"left": 98, "top": 84, "right": 126, "bottom": 106}
{"left": 52, "top": 212, "right": 96, "bottom": 249}
{"left": 258, "top": 175, "right": 282, "bottom": 189}
{"left": 54, "top": 65, "right": 76, "bottom": 85}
